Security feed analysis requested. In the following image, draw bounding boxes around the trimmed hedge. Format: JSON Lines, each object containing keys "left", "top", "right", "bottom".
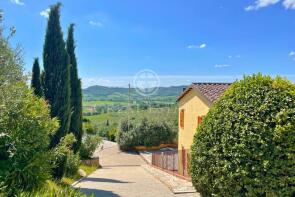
{"left": 190, "top": 74, "right": 295, "bottom": 196}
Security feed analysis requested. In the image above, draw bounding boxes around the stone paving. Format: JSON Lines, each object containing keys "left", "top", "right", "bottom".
{"left": 139, "top": 149, "right": 198, "bottom": 194}
{"left": 73, "top": 141, "right": 200, "bottom": 197}
{"left": 142, "top": 164, "right": 198, "bottom": 195}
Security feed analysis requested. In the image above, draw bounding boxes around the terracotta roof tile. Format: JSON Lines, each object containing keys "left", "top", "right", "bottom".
{"left": 177, "top": 83, "right": 231, "bottom": 103}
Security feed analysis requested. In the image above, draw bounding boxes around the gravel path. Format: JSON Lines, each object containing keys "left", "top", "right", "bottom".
{"left": 74, "top": 141, "right": 199, "bottom": 197}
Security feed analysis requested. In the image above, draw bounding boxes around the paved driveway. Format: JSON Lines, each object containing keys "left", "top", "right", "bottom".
{"left": 74, "top": 141, "right": 198, "bottom": 197}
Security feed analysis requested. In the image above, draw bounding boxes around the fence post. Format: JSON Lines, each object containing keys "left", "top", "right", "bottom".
{"left": 182, "top": 146, "right": 185, "bottom": 176}
{"left": 173, "top": 152, "right": 175, "bottom": 174}
{"left": 161, "top": 152, "right": 164, "bottom": 169}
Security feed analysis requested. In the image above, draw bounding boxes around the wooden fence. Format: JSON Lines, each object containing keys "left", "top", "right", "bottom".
{"left": 151, "top": 149, "right": 190, "bottom": 178}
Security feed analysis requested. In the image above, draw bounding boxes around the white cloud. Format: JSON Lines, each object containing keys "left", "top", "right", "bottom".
{"left": 187, "top": 43, "right": 206, "bottom": 49}
{"left": 10, "top": 0, "right": 25, "bottom": 6}
{"left": 283, "top": 0, "right": 295, "bottom": 9}
{"left": 289, "top": 51, "right": 295, "bottom": 60}
{"left": 89, "top": 20, "right": 103, "bottom": 27}
{"left": 187, "top": 45, "right": 199, "bottom": 49}
{"left": 199, "top": 43, "right": 206, "bottom": 48}
{"left": 214, "top": 64, "right": 231, "bottom": 68}
{"left": 40, "top": 8, "right": 50, "bottom": 18}
{"left": 245, "top": 0, "right": 280, "bottom": 11}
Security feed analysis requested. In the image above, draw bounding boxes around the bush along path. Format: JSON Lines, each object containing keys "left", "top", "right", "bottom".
{"left": 0, "top": 3, "right": 87, "bottom": 196}
{"left": 190, "top": 74, "right": 295, "bottom": 197}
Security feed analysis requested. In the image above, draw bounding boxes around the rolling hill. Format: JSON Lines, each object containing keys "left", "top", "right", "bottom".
{"left": 83, "top": 85, "right": 186, "bottom": 104}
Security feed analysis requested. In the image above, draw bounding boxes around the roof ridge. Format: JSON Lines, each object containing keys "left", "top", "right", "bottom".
{"left": 193, "top": 82, "right": 232, "bottom": 85}
{"left": 177, "top": 82, "right": 231, "bottom": 103}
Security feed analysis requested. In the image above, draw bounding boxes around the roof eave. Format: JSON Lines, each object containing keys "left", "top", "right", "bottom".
{"left": 176, "top": 84, "right": 213, "bottom": 107}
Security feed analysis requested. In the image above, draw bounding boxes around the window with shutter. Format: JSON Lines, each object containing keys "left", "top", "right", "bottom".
{"left": 198, "top": 116, "right": 203, "bottom": 124}
{"left": 180, "top": 109, "right": 185, "bottom": 128}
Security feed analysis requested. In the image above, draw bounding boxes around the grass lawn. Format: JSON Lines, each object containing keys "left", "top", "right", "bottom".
{"left": 62, "top": 164, "right": 97, "bottom": 185}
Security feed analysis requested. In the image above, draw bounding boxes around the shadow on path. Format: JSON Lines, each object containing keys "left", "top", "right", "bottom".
{"left": 80, "top": 188, "right": 120, "bottom": 197}
{"left": 102, "top": 164, "right": 141, "bottom": 168}
{"left": 118, "top": 151, "right": 139, "bottom": 155}
{"left": 80, "top": 177, "right": 132, "bottom": 184}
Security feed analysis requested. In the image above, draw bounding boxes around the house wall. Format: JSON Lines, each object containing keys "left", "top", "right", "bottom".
{"left": 178, "top": 89, "right": 210, "bottom": 175}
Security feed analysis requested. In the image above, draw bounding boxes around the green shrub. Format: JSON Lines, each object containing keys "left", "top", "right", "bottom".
{"left": 98, "top": 125, "right": 118, "bottom": 141}
{"left": 80, "top": 135, "right": 101, "bottom": 159}
{"left": 117, "top": 129, "right": 136, "bottom": 151}
{"left": 0, "top": 16, "right": 59, "bottom": 195}
{"left": 65, "top": 152, "right": 80, "bottom": 177}
{"left": 190, "top": 74, "right": 295, "bottom": 196}
{"left": 0, "top": 83, "right": 59, "bottom": 195}
{"left": 51, "top": 133, "right": 76, "bottom": 180}
{"left": 82, "top": 118, "right": 90, "bottom": 122}
{"left": 117, "top": 118, "right": 176, "bottom": 150}
{"left": 83, "top": 122, "right": 96, "bottom": 135}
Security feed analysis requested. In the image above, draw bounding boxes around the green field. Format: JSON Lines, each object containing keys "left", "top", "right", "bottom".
{"left": 82, "top": 85, "right": 181, "bottom": 141}
{"left": 83, "top": 100, "right": 127, "bottom": 107}
{"left": 85, "top": 106, "right": 178, "bottom": 129}
{"left": 82, "top": 85, "right": 185, "bottom": 104}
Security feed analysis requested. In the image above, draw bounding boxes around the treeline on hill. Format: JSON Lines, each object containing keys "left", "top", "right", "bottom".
{"left": 82, "top": 85, "right": 185, "bottom": 103}
{"left": 0, "top": 4, "right": 98, "bottom": 196}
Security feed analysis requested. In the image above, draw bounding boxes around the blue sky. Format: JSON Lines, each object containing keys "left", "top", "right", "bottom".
{"left": 1, "top": 0, "right": 295, "bottom": 87}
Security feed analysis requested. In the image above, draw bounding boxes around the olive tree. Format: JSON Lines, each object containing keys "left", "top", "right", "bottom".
{"left": 0, "top": 14, "right": 58, "bottom": 194}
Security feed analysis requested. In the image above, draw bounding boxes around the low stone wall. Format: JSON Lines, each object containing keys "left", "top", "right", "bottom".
{"left": 134, "top": 144, "right": 177, "bottom": 151}
{"left": 81, "top": 157, "right": 100, "bottom": 167}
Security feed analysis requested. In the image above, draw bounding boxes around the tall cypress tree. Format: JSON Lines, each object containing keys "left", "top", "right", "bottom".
{"left": 66, "top": 24, "right": 83, "bottom": 153}
{"left": 43, "top": 3, "right": 71, "bottom": 148}
{"left": 31, "top": 58, "right": 43, "bottom": 97}
{"left": 40, "top": 70, "right": 45, "bottom": 95}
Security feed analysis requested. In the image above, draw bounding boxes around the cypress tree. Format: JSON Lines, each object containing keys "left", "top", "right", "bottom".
{"left": 66, "top": 24, "right": 83, "bottom": 153}
{"left": 43, "top": 3, "right": 71, "bottom": 149}
{"left": 31, "top": 58, "right": 43, "bottom": 97}
{"left": 40, "top": 70, "right": 45, "bottom": 94}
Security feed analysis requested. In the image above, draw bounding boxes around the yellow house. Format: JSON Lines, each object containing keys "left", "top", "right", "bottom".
{"left": 177, "top": 83, "right": 231, "bottom": 176}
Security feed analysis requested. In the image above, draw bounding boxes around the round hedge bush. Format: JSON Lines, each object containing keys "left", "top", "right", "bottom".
{"left": 190, "top": 74, "right": 295, "bottom": 196}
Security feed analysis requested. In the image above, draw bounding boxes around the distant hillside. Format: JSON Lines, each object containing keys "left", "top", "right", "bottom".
{"left": 83, "top": 85, "right": 186, "bottom": 103}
